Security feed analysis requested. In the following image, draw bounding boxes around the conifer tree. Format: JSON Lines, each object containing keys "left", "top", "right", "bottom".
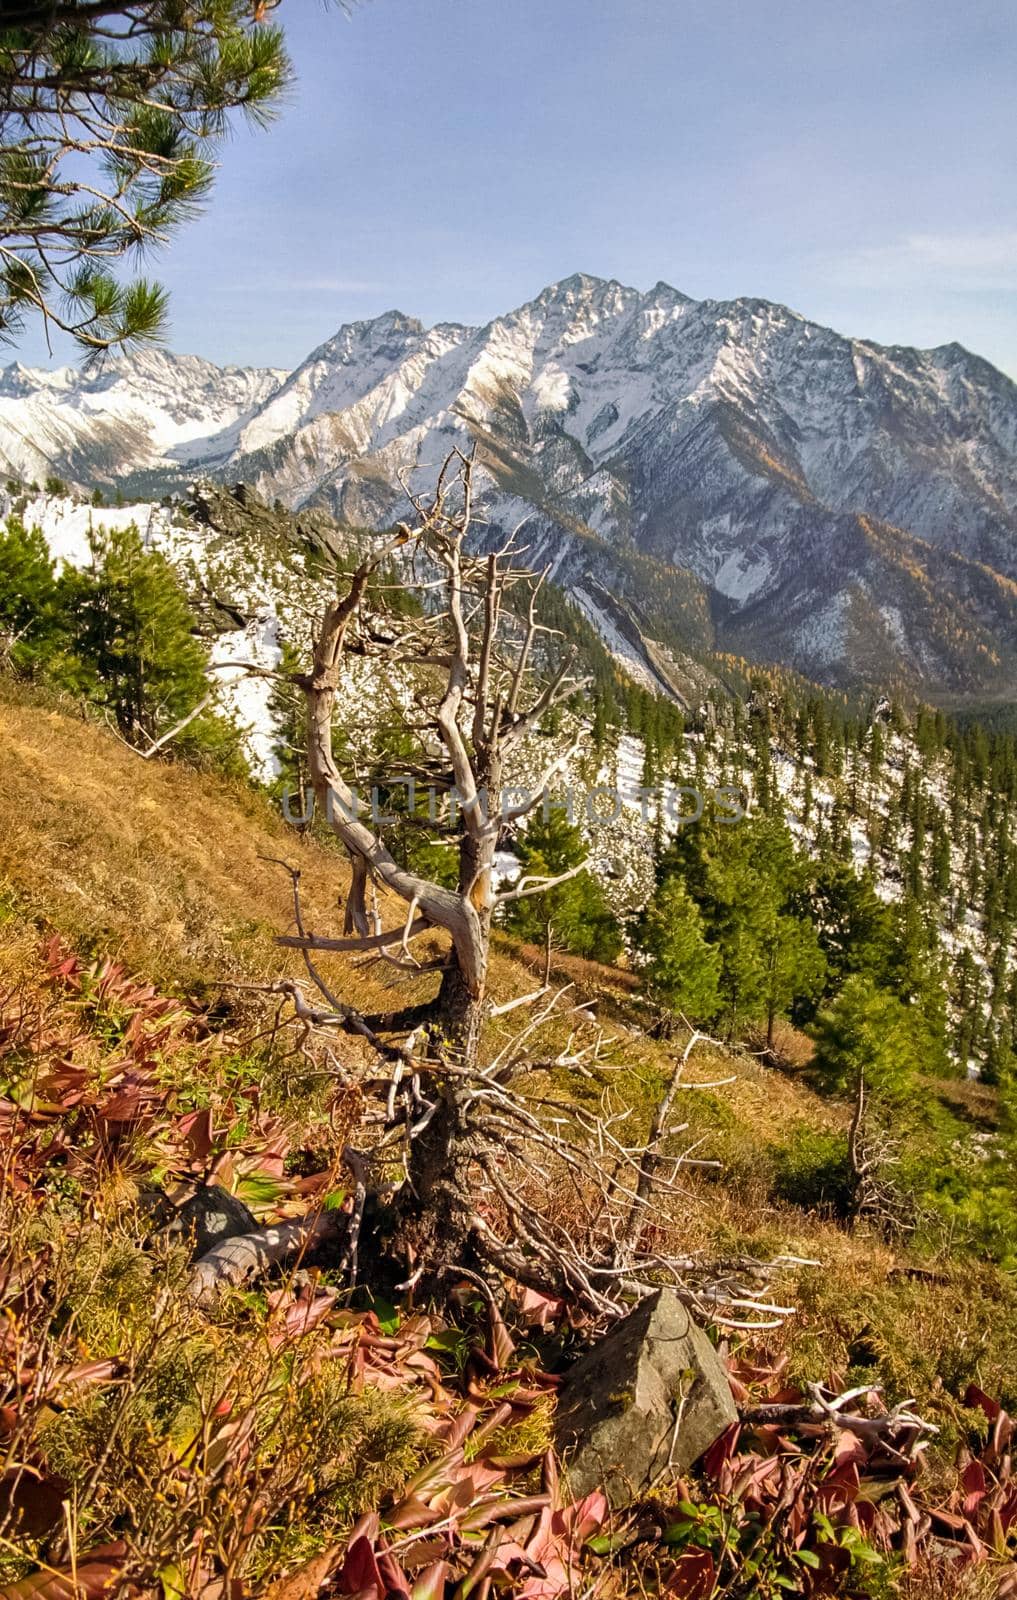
{"left": 0, "top": 514, "right": 65, "bottom": 674}
{"left": 59, "top": 522, "right": 224, "bottom": 757}
{"left": 631, "top": 876, "right": 721, "bottom": 1023}
{"left": 503, "top": 806, "right": 621, "bottom": 964}
{"left": 761, "top": 909, "right": 826, "bottom": 1046}
{"left": 890, "top": 892, "right": 951, "bottom": 1074}
{"left": 1, "top": 2, "right": 294, "bottom": 353}
{"left": 812, "top": 975, "right": 917, "bottom": 1103}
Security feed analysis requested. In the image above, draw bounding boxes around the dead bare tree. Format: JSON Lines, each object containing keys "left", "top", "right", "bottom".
{"left": 251, "top": 450, "right": 796, "bottom": 1325}
{"left": 847, "top": 1069, "right": 916, "bottom": 1237}
{"left": 270, "top": 451, "right": 591, "bottom": 1274}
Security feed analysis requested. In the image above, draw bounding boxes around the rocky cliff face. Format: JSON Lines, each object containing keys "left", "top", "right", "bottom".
{"left": 4, "top": 274, "right": 1015, "bottom": 702}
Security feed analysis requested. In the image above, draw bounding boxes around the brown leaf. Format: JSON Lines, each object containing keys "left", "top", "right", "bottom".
{"left": 486, "top": 1301, "right": 516, "bottom": 1371}
{"left": 179, "top": 1108, "right": 215, "bottom": 1162}
{"left": 665, "top": 1549, "right": 716, "bottom": 1600}
{"left": 0, "top": 1467, "right": 67, "bottom": 1540}
{"left": 0, "top": 1543, "right": 127, "bottom": 1598}
{"left": 260, "top": 1546, "right": 340, "bottom": 1600}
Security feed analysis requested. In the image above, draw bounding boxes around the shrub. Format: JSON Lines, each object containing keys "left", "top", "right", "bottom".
{"left": 771, "top": 1123, "right": 855, "bottom": 1217}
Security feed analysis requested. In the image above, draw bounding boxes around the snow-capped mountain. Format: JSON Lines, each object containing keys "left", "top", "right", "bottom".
{"left": 4, "top": 273, "right": 1016, "bottom": 702}
{"left": 0, "top": 349, "right": 285, "bottom": 487}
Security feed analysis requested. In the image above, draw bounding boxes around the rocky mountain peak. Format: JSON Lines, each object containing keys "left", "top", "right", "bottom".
{"left": 2, "top": 275, "right": 1015, "bottom": 704}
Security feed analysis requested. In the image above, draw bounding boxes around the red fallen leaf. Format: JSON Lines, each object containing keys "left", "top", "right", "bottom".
{"left": 334, "top": 1548, "right": 380, "bottom": 1600}
{"left": 514, "top": 1286, "right": 565, "bottom": 1329}
{"left": 386, "top": 1495, "right": 443, "bottom": 1532}
{"left": 666, "top": 1548, "right": 716, "bottom": 1599}
{"left": 409, "top": 1562, "right": 448, "bottom": 1600}
{"left": 337, "top": 1528, "right": 383, "bottom": 1596}
{"left": 397, "top": 1540, "right": 453, "bottom": 1575}
{"left": 727, "top": 1372, "right": 750, "bottom": 1404}
{"left": 375, "top": 1549, "right": 411, "bottom": 1598}
{"left": 769, "top": 1386, "right": 807, "bottom": 1405}
{"left": 55, "top": 1358, "right": 122, "bottom": 1388}
{"left": 542, "top": 1448, "right": 560, "bottom": 1510}
{"left": 179, "top": 1108, "right": 214, "bottom": 1161}
{"left": 507, "top": 1380, "right": 562, "bottom": 1403}
{"left": 516, "top": 1511, "right": 570, "bottom": 1600}
{"left": 816, "top": 1461, "right": 861, "bottom": 1506}
{"left": 962, "top": 1459, "right": 988, "bottom": 1517}
{"left": 965, "top": 1385, "right": 1002, "bottom": 1422}
{"left": 43, "top": 937, "right": 81, "bottom": 987}
{"left": 293, "top": 1171, "right": 332, "bottom": 1196}
{"left": 963, "top": 1519, "right": 986, "bottom": 1561}
{"left": 897, "top": 1481, "right": 922, "bottom": 1523}
{"left": 831, "top": 1429, "right": 868, "bottom": 1467}
{"left": 992, "top": 1411, "right": 1015, "bottom": 1457}
{"left": 266, "top": 1287, "right": 338, "bottom": 1350}
{"left": 554, "top": 1490, "right": 607, "bottom": 1546}
{"left": 459, "top": 1494, "right": 550, "bottom": 1536}
{"left": 728, "top": 1353, "right": 790, "bottom": 1386}
{"left": 701, "top": 1421, "right": 740, "bottom": 1478}
{"left": 256, "top": 1136, "right": 290, "bottom": 1180}
{"left": 99, "top": 1085, "right": 155, "bottom": 1123}
{"left": 454, "top": 1528, "right": 505, "bottom": 1600}
{"left": 438, "top": 1408, "right": 479, "bottom": 1459}
{"left": 260, "top": 1546, "right": 341, "bottom": 1599}
{"left": 998, "top": 1488, "right": 1017, "bottom": 1532}
{"left": 403, "top": 1351, "right": 442, "bottom": 1378}
{"left": 441, "top": 1464, "right": 507, "bottom": 1515}
{"left": 731, "top": 1453, "right": 783, "bottom": 1503}
{"left": 464, "top": 1402, "right": 514, "bottom": 1452}
{"left": 929, "top": 1506, "right": 970, "bottom": 1533}
{"left": 0, "top": 1466, "right": 67, "bottom": 1539}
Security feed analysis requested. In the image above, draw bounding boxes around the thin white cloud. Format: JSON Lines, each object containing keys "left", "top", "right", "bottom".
{"left": 827, "top": 230, "right": 1017, "bottom": 293}
{"left": 289, "top": 276, "right": 383, "bottom": 294}
{"left": 213, "top": 277, "right": 383, "bottom": 295}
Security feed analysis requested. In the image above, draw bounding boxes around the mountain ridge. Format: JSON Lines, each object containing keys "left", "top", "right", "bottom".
{"left": 2, "top": 272, "right": 1015, "bottom": 704}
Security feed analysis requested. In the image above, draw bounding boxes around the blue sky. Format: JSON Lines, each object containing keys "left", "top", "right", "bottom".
{"left": 16, "top": 0, "right": 1017, "bottom": 376}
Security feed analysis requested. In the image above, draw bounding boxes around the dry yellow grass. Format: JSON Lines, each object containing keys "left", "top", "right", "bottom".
{"left": 6, "top": 683, "right": 1016, "bottom": 1438}
{"left": 0, "top": 686, "right": 603, "bottom": 1021}
{"left": 0, "top": 685, "right": 436, "bottom": 1012}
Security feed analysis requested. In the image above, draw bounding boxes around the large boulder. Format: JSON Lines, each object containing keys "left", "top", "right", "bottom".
{"left": 554, "top": 1288, "right": 737, "bottom": 1506}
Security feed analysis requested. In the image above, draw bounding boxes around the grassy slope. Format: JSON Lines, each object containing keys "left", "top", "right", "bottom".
{"left": 2, "top": 684, "right": 1016, "bottom": 1441}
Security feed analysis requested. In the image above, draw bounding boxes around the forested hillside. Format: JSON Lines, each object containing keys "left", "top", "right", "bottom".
{"left": 4, "top": 479, "right": 1013, "bottom": 1085}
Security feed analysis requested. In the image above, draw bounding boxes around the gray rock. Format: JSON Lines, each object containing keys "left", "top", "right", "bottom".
{"left": 554, "top": 1288, "right": 737, "bottom": 1506}
{"left": 167, "top": 1185, "right": 257, "bottom": 1260}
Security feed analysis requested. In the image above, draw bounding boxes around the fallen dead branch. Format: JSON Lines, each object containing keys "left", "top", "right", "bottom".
{"left": 742, "top": 1381, "right": 940, "bottom": 1462}
{"left": 186, "top": 1210, "right": 344, "bottom": 1308}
